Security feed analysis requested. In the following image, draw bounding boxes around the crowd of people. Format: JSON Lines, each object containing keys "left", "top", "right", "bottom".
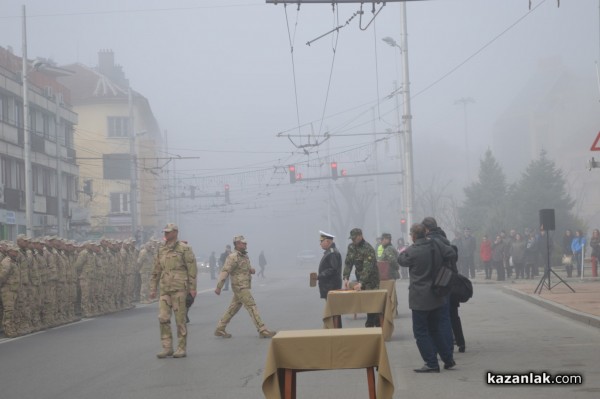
{"left": 476, "top": 227, "right": 600, "bottom": 281}
{"left": 0, "top": 235, "right": 160, "bottom": 338}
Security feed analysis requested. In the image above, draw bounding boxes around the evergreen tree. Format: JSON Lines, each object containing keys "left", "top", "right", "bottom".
{"left": 510, "top": 150, "right": 576, "bottom": 232}
{"left": 458, "top": 149, "right": 508, "bottom": 236}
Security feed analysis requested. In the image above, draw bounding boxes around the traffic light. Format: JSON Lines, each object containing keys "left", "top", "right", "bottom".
{"left": 400, "top": 218, "right": 407, "bottom": 232}
{"left": 296, "top": 173, "right": 303, "bottom": 181}
{"left": 224, "top": 184, "right": 230, "bottom": 204}
{"left": 330, "top": 162, "right": 338, "bottom": 180}
{"left": 341, "top": 169, "right": 347, "bottom": 177}
{"left": 289, "top": 165, "right": 296, "bottom": 184}
{"left": 190, "top": 186, "right": 196, "bottom": 199}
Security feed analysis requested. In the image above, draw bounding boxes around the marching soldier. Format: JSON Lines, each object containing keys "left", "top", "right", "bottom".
{"left": 214, "top": 235, "right": 276, "bottom": 339}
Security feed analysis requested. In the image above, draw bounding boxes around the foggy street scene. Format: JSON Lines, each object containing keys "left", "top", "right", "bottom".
{"left": 1, "top": 0, "right": 600, "bottom": 398}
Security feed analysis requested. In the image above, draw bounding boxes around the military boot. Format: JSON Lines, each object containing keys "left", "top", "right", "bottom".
{"left": 259, "top": 328, "right": 276, "bottom": 338}
{"left": 157, "top": 337, "right": 174, "bottom": 358}
{"left": 156, "top": 347, "right": 174, "bottom": 358}
{"left": 173, "top": 336, "right": 187, "bottom": 358}
{"left": 214, "top": 328, "right": 232, "bottom": 338}
{"left": 173, "top": 348, "right": 187, "bottom": 358}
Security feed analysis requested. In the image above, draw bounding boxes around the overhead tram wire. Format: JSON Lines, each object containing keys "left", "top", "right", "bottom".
{"left": 275, "top": 0, "right": 549, "bottom": 143}
{"left": 284, "top": 3, "right": 303, "bottom": 141}
{"left": 317, "top": 4, "right": 341, "bottom": 137}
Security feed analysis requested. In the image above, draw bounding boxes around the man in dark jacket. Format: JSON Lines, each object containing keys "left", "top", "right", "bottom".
{"left": 399, "top": 219, "right": 456, "bottom": 372}
{"left": 318, "top": 231, "right": 342, "bottom": 299}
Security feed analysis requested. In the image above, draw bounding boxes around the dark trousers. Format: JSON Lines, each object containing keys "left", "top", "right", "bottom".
{"left": 449, "top": 299, "right": 465, "bottom": 349}
{"left": 483, "top": 261, "right": 492, "bottom": 279}
{"left": 365, "top": 313, "right": 381, "bottom": 328}
{"left": 493, "top": 260, "right": 505, "bottom": 281}
{"left": 514, "top": 261, "right": 524, "bottom": 279}
{"left": 412, "top": 300, "right": 454, "bottom": 368}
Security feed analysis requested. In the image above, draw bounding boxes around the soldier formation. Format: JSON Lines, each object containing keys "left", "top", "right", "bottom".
{"left": 0, "top": 235, "right": 159, "bottom": 338}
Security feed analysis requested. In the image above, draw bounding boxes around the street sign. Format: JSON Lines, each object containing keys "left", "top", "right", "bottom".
{"left": 591, "top": 131, "right": 600, "bottom": 151}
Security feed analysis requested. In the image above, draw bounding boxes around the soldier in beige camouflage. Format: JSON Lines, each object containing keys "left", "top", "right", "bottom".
{"left": 150, "top": 224, "right": 197, "bottom": 359}
{"left": 0, "top": 244, "right": 21, "bottom": 337}
{"left": 214, "top": 235, "right": 275, "bottom": 339}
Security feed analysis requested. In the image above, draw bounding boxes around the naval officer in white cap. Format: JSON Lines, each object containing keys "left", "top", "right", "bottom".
{"left": 317, "top": 230, "right": 342, "bottom": 301}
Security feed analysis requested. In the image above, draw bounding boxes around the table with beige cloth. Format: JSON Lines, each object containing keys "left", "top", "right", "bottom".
{"left": 379, "top": 280, "right": 398, "bottom": 333}
{"left": 322, "top": 289, "right": 394, "bottom": 341}
{"left": 262, "top": 328, "right": 394, "bottom": 399}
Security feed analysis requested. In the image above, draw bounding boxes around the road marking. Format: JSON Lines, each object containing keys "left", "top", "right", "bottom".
{"left": 0, "top": 330, "right": 45, "bottom": 344}
{"left": 49, "top": 318, "right": 95, "bottom": 330}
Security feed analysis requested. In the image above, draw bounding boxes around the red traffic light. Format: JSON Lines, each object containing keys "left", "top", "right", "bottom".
{"left": 330, "top": 161, "right": 338, "bottom": 180}
{"left": 289, "top": 165, "right": 297, "bottom": 183}
{"left": 224, "top": 184, "right": 230, "bottom": 190}
{"left": 400, "top": 218, "right": 406, "bottom": 224}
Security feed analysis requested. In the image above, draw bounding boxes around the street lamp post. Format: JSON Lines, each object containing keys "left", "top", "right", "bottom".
{"left": 22, "top": 5, "right": 33, "bottom": 237}
{"left": 382, "top": 1, "right": 415, "bottom": 229}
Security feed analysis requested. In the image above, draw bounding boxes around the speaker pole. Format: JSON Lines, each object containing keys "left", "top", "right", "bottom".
{"left": 534, "top": 229, "right": 576, "bottom": 294}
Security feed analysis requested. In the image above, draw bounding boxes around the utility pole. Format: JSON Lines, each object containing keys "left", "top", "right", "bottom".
{"left": 372, "top": 107, "right": 381, "bottom": 238}
{"left": 128, "top": 87, "right": 138, "bottom": 238}
{"left": 55, "top": 95, "right": 64, "bottom": 237}
{"left": 400, "top": 1, "right": 415, "bottom": 229}
{"left": 22, "top": 5, "right": 33, "bottom": 237}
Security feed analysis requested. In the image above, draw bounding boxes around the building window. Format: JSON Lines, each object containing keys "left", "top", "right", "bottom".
{"left": 110, "top": 192, "right": 130, "bottom": 214}
{"left": 107, "top": 116, "right": 130, "bottom": 138}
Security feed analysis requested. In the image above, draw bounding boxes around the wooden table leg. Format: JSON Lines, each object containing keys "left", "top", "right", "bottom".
{"left": 333, "top": 315, "right": 341, "bottom": 328}
{"left": 284, "top": 368, "right": 294, "bottom": 399}
{"left": 366, "top": 367, "right": 376, "bottom": 399}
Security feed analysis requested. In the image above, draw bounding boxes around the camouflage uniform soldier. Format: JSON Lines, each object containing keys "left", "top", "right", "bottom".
{"left": 75, "top": 242, "right": 96, "bottom": 317}
{"left": 25, "top": 238, "right": 42, "bottom": 330}
{"left": 378, "top": 232, "right": 400, "bottom": 317}
{"left": 0, "top": 245, "right": 21, "bottom": 337}
{"left": 150, "top": 224, "right": 197, "bottom": 359}
{"left": 138, "top": 242, "right": 156, "bottom": 303}
{"left": 344, "top": 228, "right": 381, "bottom": 327}
{"left": 378, "top": 233, "right": 401, "bottom": 280}
{"left": 16, "top": 236, "right": 33, "bottom": 334}
{"left": 214, "top": 235, "right": 276, "bottom": 339}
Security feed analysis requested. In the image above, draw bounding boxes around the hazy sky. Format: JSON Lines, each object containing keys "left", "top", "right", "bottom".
{"left": 2, "top": 0, "right": 598, "bottom": 258}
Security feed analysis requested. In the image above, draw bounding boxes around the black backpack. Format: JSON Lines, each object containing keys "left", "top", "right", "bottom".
{"left": 430, "top": 240, "right": 473, "bottom": 302}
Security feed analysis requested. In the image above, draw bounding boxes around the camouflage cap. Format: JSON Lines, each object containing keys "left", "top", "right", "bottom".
{"left": 233, "top": 235, "right": 247, "bottom": 243}
{"left": 349, "top": 228, "right": 363, "bottom": 239}
{"left": 163, "top": 223, "right": 179, "bottom": 232}
{"left": 381, "top": 233, "right": 392, "bottom": 240}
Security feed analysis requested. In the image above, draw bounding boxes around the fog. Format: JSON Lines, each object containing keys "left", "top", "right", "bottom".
{"left": 2, "top": 0, "right": 599, "bottom": 265}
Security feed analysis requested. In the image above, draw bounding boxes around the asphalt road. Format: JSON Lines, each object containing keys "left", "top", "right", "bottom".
{"left": 1, "top": 262, "right": 599, "bottom": 399}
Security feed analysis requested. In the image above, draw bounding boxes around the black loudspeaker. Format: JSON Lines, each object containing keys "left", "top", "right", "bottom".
{"left": 539, "top": 209, "right": 555, "bottom": 231}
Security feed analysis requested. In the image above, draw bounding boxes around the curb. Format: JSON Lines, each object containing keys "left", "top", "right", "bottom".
{"left": 502, "top": 286, "right": 600, "bottom": 329}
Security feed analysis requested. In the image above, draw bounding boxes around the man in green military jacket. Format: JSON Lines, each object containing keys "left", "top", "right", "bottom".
{"left": 343, "top": 228, "right": 380, "bottom": 327}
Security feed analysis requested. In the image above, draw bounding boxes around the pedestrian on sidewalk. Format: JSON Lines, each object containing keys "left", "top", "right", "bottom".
{"left": 590, "top": 229, "right": 599, "bottom": 277}
{"left": 571, "top": 230, "right": 586, "bottom": 278}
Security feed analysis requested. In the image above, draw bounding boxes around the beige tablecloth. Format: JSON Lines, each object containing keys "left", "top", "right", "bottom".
{"left": 323, "top": 289, "right": 394, "bottom": 341}
{"left": 379, "top": 280, "right": 397, "bottom": 338}
{"left": 262, "top": 328, "right": 394, "bottom": 399}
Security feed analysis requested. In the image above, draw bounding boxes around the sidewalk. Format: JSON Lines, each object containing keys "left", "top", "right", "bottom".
{"left": 502, "top": 278, "right": 600, "bottom": 328}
